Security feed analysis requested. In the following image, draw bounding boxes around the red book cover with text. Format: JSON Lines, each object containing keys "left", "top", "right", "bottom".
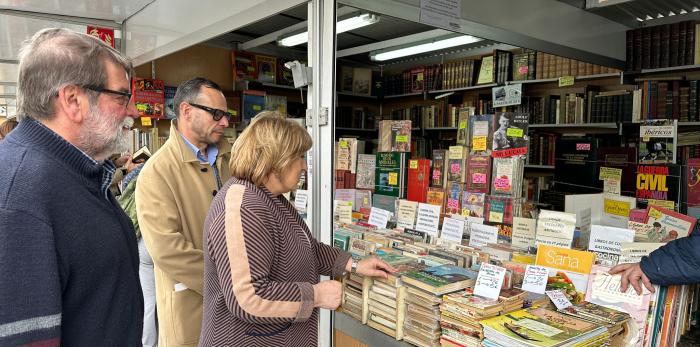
{"left": 407, "top": 159, "right": 431, "bottom": 203}
{"left": 132, "top": 78, "right": 165, "bottom": 119}
{"left": 466, "top": 155, "right": 492, "bottom": 194}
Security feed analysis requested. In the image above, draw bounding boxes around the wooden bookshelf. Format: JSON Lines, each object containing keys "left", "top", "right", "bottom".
{"left": 428, "top": 83, "right": 498, "bottom": 94}
{"left": 337, "top": 91, "right": 377, "bottom": 99}
{"left": 384, "top": 92, "right": 423, "bottom": 99}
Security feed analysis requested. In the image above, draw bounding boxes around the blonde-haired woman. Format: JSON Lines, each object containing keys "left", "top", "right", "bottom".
{"left": 200, "top": 112, "right": 394, "bottom": 346}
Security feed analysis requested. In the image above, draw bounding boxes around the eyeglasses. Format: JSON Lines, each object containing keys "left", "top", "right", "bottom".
{"left": 189, "top": 103, "right": 233, "bottom": 122}
{"left": 83, "top": 85, "right": 133, "bottom": 107}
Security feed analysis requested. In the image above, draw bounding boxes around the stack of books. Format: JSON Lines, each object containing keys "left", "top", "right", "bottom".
{"left": 341, "top": 271, "right": 366, "bottom": 322}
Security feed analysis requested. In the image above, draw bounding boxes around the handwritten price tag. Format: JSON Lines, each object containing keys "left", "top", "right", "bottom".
{"left": 450, "top": 163, "right": 461, "bottom": 174}
{"left": 447, "top": 198, "right": 459, "bottom": 210}
{"left": 604, "top": 198, "right": 630, "bottom": 217}
{"left": 474, "top": 263, "right": 506, "bottom": 300}
{"left": 440, "top": 217, "right": 465, "bottom": 243}
{"left": 409, "top": 160, "right": 418, "bottom": 169}
{"left": 473, "top": 136, "right": 487, "bottom": 151}
{"left": 388, "top": 172, "right": 398, "bottom": 185}
{"left": 522, "top": 265, "right": 549, "bottom": 294}
{"left": 140, "top": 117, "right": 152, "bottom": 126}
{"left": 368, "top": 207, "right": 392, "bottom": 228}
{"left": 396, "top": 135, "right": 408, "bottom": 143}
{"left": 432, "top": 169, "right": 441, "bottom": 180}
{"left": 494, "top": 177, "right": 511, "bottom": 189}
{"left": 472, "top": 173, "right": 487, "bottom": 184}
{"left": 546, "top": 290, "right": 573, "bottom": 310}
{"left": 559, "top": 76, "right": 575, "bottom": 87}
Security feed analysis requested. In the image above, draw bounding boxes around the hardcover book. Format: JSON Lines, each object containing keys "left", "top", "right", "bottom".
{"left": 355, "top": 154, "right": 376, "bottom": 190}
{"left": 461, "top": 191, "right": 486, "bottom": 218}
{"left": 232, "top": 50, "right": 257, "bottom": 82}
{"left": 638, "top": 119, "right": 677, "bottom": 164}
{"left": 554, "top": 137, "right": 599, "bottom": 192}
{"left": 466, "top": 155, "right": 491, "bottom": 194}
{"left": 447, "top": 145, "right": 468, "bottom": 183}
{"left": 426, "top": 187, "right": 446, "bottom": 215}
{"left": 378, "top": 120, "right": 412, "bottom": 152}
{"left": 491, "top": 112, "right": 529, "bottom": 158}
{"left": 431, "top": 149, "right": 448, "bottom": 188}
{"left": 445, "top": 181, "right": 462, "bottom": 216}
{"left": 635, "top": 164, "right": 681, "bottom": 209}
{"left": 352, "top": 67, "right": 372, "bottom": 96}
{"left": 407, "top": 159, "right": 431, "bottom": 203}
{"left": 375, "top": 152, "right": 409, "bottom": 197}
{"left": 469, "top": 114, "right": 494, "bottom": 156}
{"left": 255, "top": 54, "right": 277, "bottom": 84}
{"left": 401, "top": 265, "right": 478, "bottom": 295}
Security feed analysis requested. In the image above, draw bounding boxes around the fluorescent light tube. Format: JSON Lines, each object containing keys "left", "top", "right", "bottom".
{"left": 371, "top": 35, "right": 482, "bottom": 61}
{"left": 278, "top": 13, "right": 379, "bottom": 47}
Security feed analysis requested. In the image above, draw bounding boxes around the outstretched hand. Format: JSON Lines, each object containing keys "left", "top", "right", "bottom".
{"left": 609, "top": 262, "right": 655, "bottom": 295}
{"left": 355, "top": 256, "right": 397, "bottom": 279}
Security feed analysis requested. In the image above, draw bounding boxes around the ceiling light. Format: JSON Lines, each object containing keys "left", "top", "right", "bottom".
{"left": 370, "top": 35, "right": 483, "bottom": 61}
{"left": 277, "top": 13, "right": 379, "bottom": 47}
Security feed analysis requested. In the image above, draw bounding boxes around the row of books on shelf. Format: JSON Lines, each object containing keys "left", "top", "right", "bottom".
{"left": 128, "top": 127, "right": 164, "bottom": 156}
{"left": 638, "top": 80, "right": 700, "bottom": 122}
{"left": 381, "top": 49, "right": 619, "bottom": 96}
{"left": 626, "top": 20, "right": 700, "bottom": 71}
{"left": 329, "top": 196, "right": 700, "bottom": 347}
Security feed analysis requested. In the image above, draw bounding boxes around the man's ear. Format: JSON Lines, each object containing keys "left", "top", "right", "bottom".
{"left": 56, "top": 85, "right": 88, "bottom": 124}
{"left": 178, "top": 102, "right": 191, "bottom": 121}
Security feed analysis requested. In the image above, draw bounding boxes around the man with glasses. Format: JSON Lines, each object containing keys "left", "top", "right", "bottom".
{"left": 136, "top": 77, "right": 233, "bottom": 347}
{"left": 0, "top": 28, "right": 143, "bottom": 346}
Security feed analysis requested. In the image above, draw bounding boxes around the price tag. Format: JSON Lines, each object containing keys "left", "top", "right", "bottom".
{"left": 415, "top": 203, "right": 441, "bottom": 236}
{"left": 397, "top": 200, "right": 418, "bottom": 229}
{"left": 599, "top": 167, "right": 622, "bottom": 181}
{"left": 522, "top": 265, "right": 549, "bottom": 294}
{"left": 459, "top": 120, "right": 467, "bottom": 129}
{"left": 450, "top": 163, "right": 461, "bottom": 174}
{"left": 546, "top": 290, "right": 574, "bottom": 310}
{"left": 416, "top": 73, "right": 424, "bottom": 81}
{"left": 252, "top": 105, "right": 262, "bottom": 111}
{"left": 339, "top": 140, "right": 348, "bottom": 149}
{"left": 494, "top": 177, "right": 511, "bottom": 189}
{"left": 396, "top": 135, "right": 408, "bottom": 143}
{"left": 648, "top": 199, "right": 675, "bottom": 210}
{"left": 432, "top": 169, "right": 441, "bottom": 180}
{"left": 603, "top": 178, "right": 621, "bottom": 195}
{"left": 473, "top": 136, "right": 487, "bottom": 151}
{"left": 472, "top": 173, "right": 487, "bottom": 184}
{"left": 489, "top": 211, "right": 504, "bottom": 223}
{"left": 140, "top": 117, "right": 152, "bottom": 126}
{"left": 335, "top": 201, "right": 353, "bottom": 224}
{"left": 440, "top": 217, "right": 466, "bottom": 243}
{"left": 558, "top": 76, "right": 575, "bottom": 87}
{"left": 474, "top": 263, "right": 506, "bottom": 300}
{"left": 604, "top": 198, "right": 630, "bottom": 217}
{"left": 368, "top": 207, "right": 392, "bottom": 228}
{"left": 447, "top": 198, "right": 459, "bottom": 210}
{"left": 648, "top": 207, "right": 663, "bottom": 220}
{"left": 388, "top": 172, "right": 398, "bottom": 185}
{"left": 294, "top": 190, "right": 308, "bottom": 211}
{"left": 409, "top": 160, "right": 418, "bottom": 169}
{"left": 506, "top": 127, "right": 523, "bottom": 137}
{"left": 461, "top": 208, "right": 471, "bottom": 217}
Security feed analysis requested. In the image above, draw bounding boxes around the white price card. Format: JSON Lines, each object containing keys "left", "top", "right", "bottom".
{"left": 546, "top": 290, "right": 573, "bottom": 310}
{"left": 294, "top": 190, "right": 308, "bottom": 211}
{"left": 368, "top": 207, "right": 392, "bottom": 229}
{"left": 521, "top": 265, "right": 549, "bottom": 294}
{"left": 335, "top": 200, "right": 353, "bottom": 224}
{"left": 415, "top": 203, "right": 441, "bottom": 236}
{"left": 473, "top": 263, "right": 506, "bottom": 300}
{"left": 440, "top": 217, "right": 465, "bottom": 243}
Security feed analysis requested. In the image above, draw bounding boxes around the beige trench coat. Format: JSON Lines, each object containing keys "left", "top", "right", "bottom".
{"left": 136, "top": 121, "right": 232, "bottom": 346}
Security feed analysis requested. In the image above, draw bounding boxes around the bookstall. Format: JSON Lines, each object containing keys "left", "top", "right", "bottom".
{"left": 3, "top": 1, "right": 700, "bottom": 346}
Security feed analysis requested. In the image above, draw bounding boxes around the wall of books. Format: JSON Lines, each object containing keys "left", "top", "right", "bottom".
{"left": 329, "top": 33, "right": 700, "bottom": 345}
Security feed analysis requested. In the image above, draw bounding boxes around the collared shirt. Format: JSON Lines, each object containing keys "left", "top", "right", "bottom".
{"left": 179, "top": 131, "right": 222, "bottom": 189}
{"left": 179, "top": 132, "right": 218, "bottom": 166}
{"left": 33, "top": 120, "right": 114, "bottom": 200}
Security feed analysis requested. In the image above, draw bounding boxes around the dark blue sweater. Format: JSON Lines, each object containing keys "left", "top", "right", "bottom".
{"left": 0, "top": 118, "right": 143, "bottom": 346}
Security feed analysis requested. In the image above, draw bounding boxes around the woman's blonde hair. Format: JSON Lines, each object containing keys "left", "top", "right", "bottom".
{"left": 229, "top": 111, "right": 312, "bottom": 186}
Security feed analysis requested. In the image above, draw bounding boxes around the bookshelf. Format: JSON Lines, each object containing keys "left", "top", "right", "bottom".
{"left": 428, "top": 83, "right": 498, "bottom": 94}
{"left": 260, "top": 82, "right": 304, "bottom": 90}
{"left": 384, "top": 92, "right": 423, "bottom": 99}
{"left": 337, "top": 91, "right": 377, "bottom": 99}
{"left": 524, "top": 164, "right": 555, "bottom": 169}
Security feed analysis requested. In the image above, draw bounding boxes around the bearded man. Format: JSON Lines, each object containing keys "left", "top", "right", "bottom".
{"left": 0, "top": 28, "right": 143, "bottom": 346}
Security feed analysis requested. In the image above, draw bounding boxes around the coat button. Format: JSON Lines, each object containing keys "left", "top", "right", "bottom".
{"left": 201, "top": 167, "right": 208, "bottom": 172}
{"left": 212, "top": 190, "right": 217, "bottom": 196}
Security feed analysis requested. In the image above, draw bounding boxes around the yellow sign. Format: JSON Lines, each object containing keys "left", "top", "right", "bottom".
{"left": 459, "top": 120, "right": 467, "bottom": 130}
{"left": 416, "top": 73, "right": 424, "bottom": 81}
{"left": 388, "top": 172, "right": 398, "bottom": 185}
{"left": 648, "top": 199, "right": 675, "bottom": 211}
{"left": 140, "top": 117, "right": 152, "bottom": 126}
{"left": 506, "top": 127, "right": 524, "bottom": 137}
{"left": 339, "top": 140, "right": 348, "bottom": 149}
{"left": 648, "top": 206, "right": 664, "bottom": 219}
{"left": 409, "top": 160, "right": 418, "bottom": 169}
{"left": 449, "top": 145, "right": 464, "bottom": 160}
{"left": 559, "top": 76, "right": 575, "bottom": 87}
{"left": 489, "top": 211, "right": 504, "bottom": 223}
{"left": 252, "top": 105, "right": 262, "bottom": 111}
{"left": 473, "top": 136, "right": 487, "bottom": 151}
{"left": 512, "top": 253, "right": 536, "bottom": 265}
{"left": 396, "top": 135, "right": 409, "bottom": 143}
{"left": 604, "top": 198, "right": 630, "bottom": 217}
{"left": 461, "top": 208, "right": 471, "bottom": 217}
{"left": 535, "top": 244, "right": 595, "bottom": 274}
{"left": 599, "top": 167, "right": 622, "bottom": 181}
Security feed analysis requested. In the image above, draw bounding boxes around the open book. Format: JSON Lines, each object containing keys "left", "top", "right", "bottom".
{"left": 132, "top": 146, "right": 152, "bottom": 162}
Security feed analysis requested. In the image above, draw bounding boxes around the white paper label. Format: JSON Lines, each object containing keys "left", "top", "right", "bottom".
{"left": 474, "top": 263, "right": 506, "bottom": 300}
{"left": 419, "top": 0, "right": 462, "bottom": 31}
{"left": 512, "top": 217, "right": 537, "bottom": 251}
{"left": 368, "top": 207, "right": 392, "bottom": 229}
{"left": 397, "top": 200, "right": 419, "bottom": 229}
{"left": 521, "top": 265, "right": 549, "bottom": 294}
{"left": 469, "top": 223, "right": 498, "bottom": 248}
{"left": 546, "top": 290, "right": 573, "bottom": 310}
{"left": 415, "top": 203, "right": 441, "bottom": 236}
{"left": 294, "top": 190, "right": 308, "bottom": 211}
{"left": 440, "top": 217, "right": 466, "bottom": 243}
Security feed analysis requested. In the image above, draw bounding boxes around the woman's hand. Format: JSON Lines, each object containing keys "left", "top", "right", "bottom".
{"left": 353, "top": 256, "right": 397, "bottom": 279}
{"left": 312, "top": 280, "right": 342, "bottom": 310}
{"left": 609, "top": 262, "right": 655, "bottom": 295}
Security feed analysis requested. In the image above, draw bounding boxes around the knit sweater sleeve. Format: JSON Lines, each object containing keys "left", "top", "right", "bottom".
{"left": 214, "top": 184, "right": 315, "bottom": 324}
{"left": 0, "top": 209, "right": 62, "bottom": 346}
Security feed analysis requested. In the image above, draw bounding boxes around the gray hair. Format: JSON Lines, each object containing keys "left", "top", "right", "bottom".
{"left": 17, "top": 28, "right": 133, "bottom": 120}
{"left": 173, "top": 77, "right": 224, "bottom": 118}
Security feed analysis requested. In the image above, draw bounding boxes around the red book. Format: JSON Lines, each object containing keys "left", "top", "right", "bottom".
{"left": 132, "top": 78, "right": 165, "bottom": 119}
{"left": 688, "top": 158, "right": 700, "bottom": 207}
{"left": 407, "top": 159, "right": 431, "bottom": 203}
{"left": 465, "top": 155, "right": 491, "bottom": 194}
{"left": 335, "top": 169, "right": 349, "bottom": 189}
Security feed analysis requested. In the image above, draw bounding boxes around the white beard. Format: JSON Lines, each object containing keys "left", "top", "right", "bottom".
{"left": 78, "top": 105, "right": 133, "bottom": 160}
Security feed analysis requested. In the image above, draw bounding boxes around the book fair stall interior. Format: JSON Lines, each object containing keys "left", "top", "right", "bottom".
{"left": 3, "top": 0, "right": 700, "bottom": 346}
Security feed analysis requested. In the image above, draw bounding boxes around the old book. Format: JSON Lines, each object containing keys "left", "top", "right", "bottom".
{"left": 461, "top": 191, "right": 486, "bottom": 218}
{"left": 231, "top": 51, "right": 257, "bottom": 82}
{"left": 355, "top": 154, "right": 376, "bottom": 190}
{"left": 455, "top": 108, "right": 473, "bottom": 146}
{"left": 255, "top": 54, "right": 276, "bottom": 84}
{"left": 401, "top": 265, "right": 478, "bottom": 296}
{"left": 375, "top": 152, "right": 409, "bottom": 198}
{"left": 426, "top": 187, "right": 446, "bottom": 215}
{"left": 638, "top": 119, "right": 677, "bottom": 164}
{"left": 352, "top": 67, "right": 372, "bottom": 96}
{"left": 477, "top": 55, "right": 494, "bottom": 84}
{"left": 378, "top": 120, "right": 412, "bottom": 152}
{"left": 636, "top": 164, "right": 681, "bottom": 210}
{"left": 447, "top": 145, "right": 468, "bottom": 184}
{"left": 469, "top": 114, "right": 494, "bottom": 156}
{"left": 431, "top": 149, "right": 448, "bottom": 188}
{"left": 407, "top": 159, "right": 431, "bottom": 203}
{"left": 492, "top": 112, "right": 530, "bottom": 158}
{"left": 444, "top": 181, "right": 462, "bottom": 216}
{"left": 465, "top": 155, "right": 491, "bottom": 194}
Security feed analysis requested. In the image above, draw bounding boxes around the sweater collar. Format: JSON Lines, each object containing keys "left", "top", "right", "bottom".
{"left": 11, "top": 117, "right": 111, "bottom": 191}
